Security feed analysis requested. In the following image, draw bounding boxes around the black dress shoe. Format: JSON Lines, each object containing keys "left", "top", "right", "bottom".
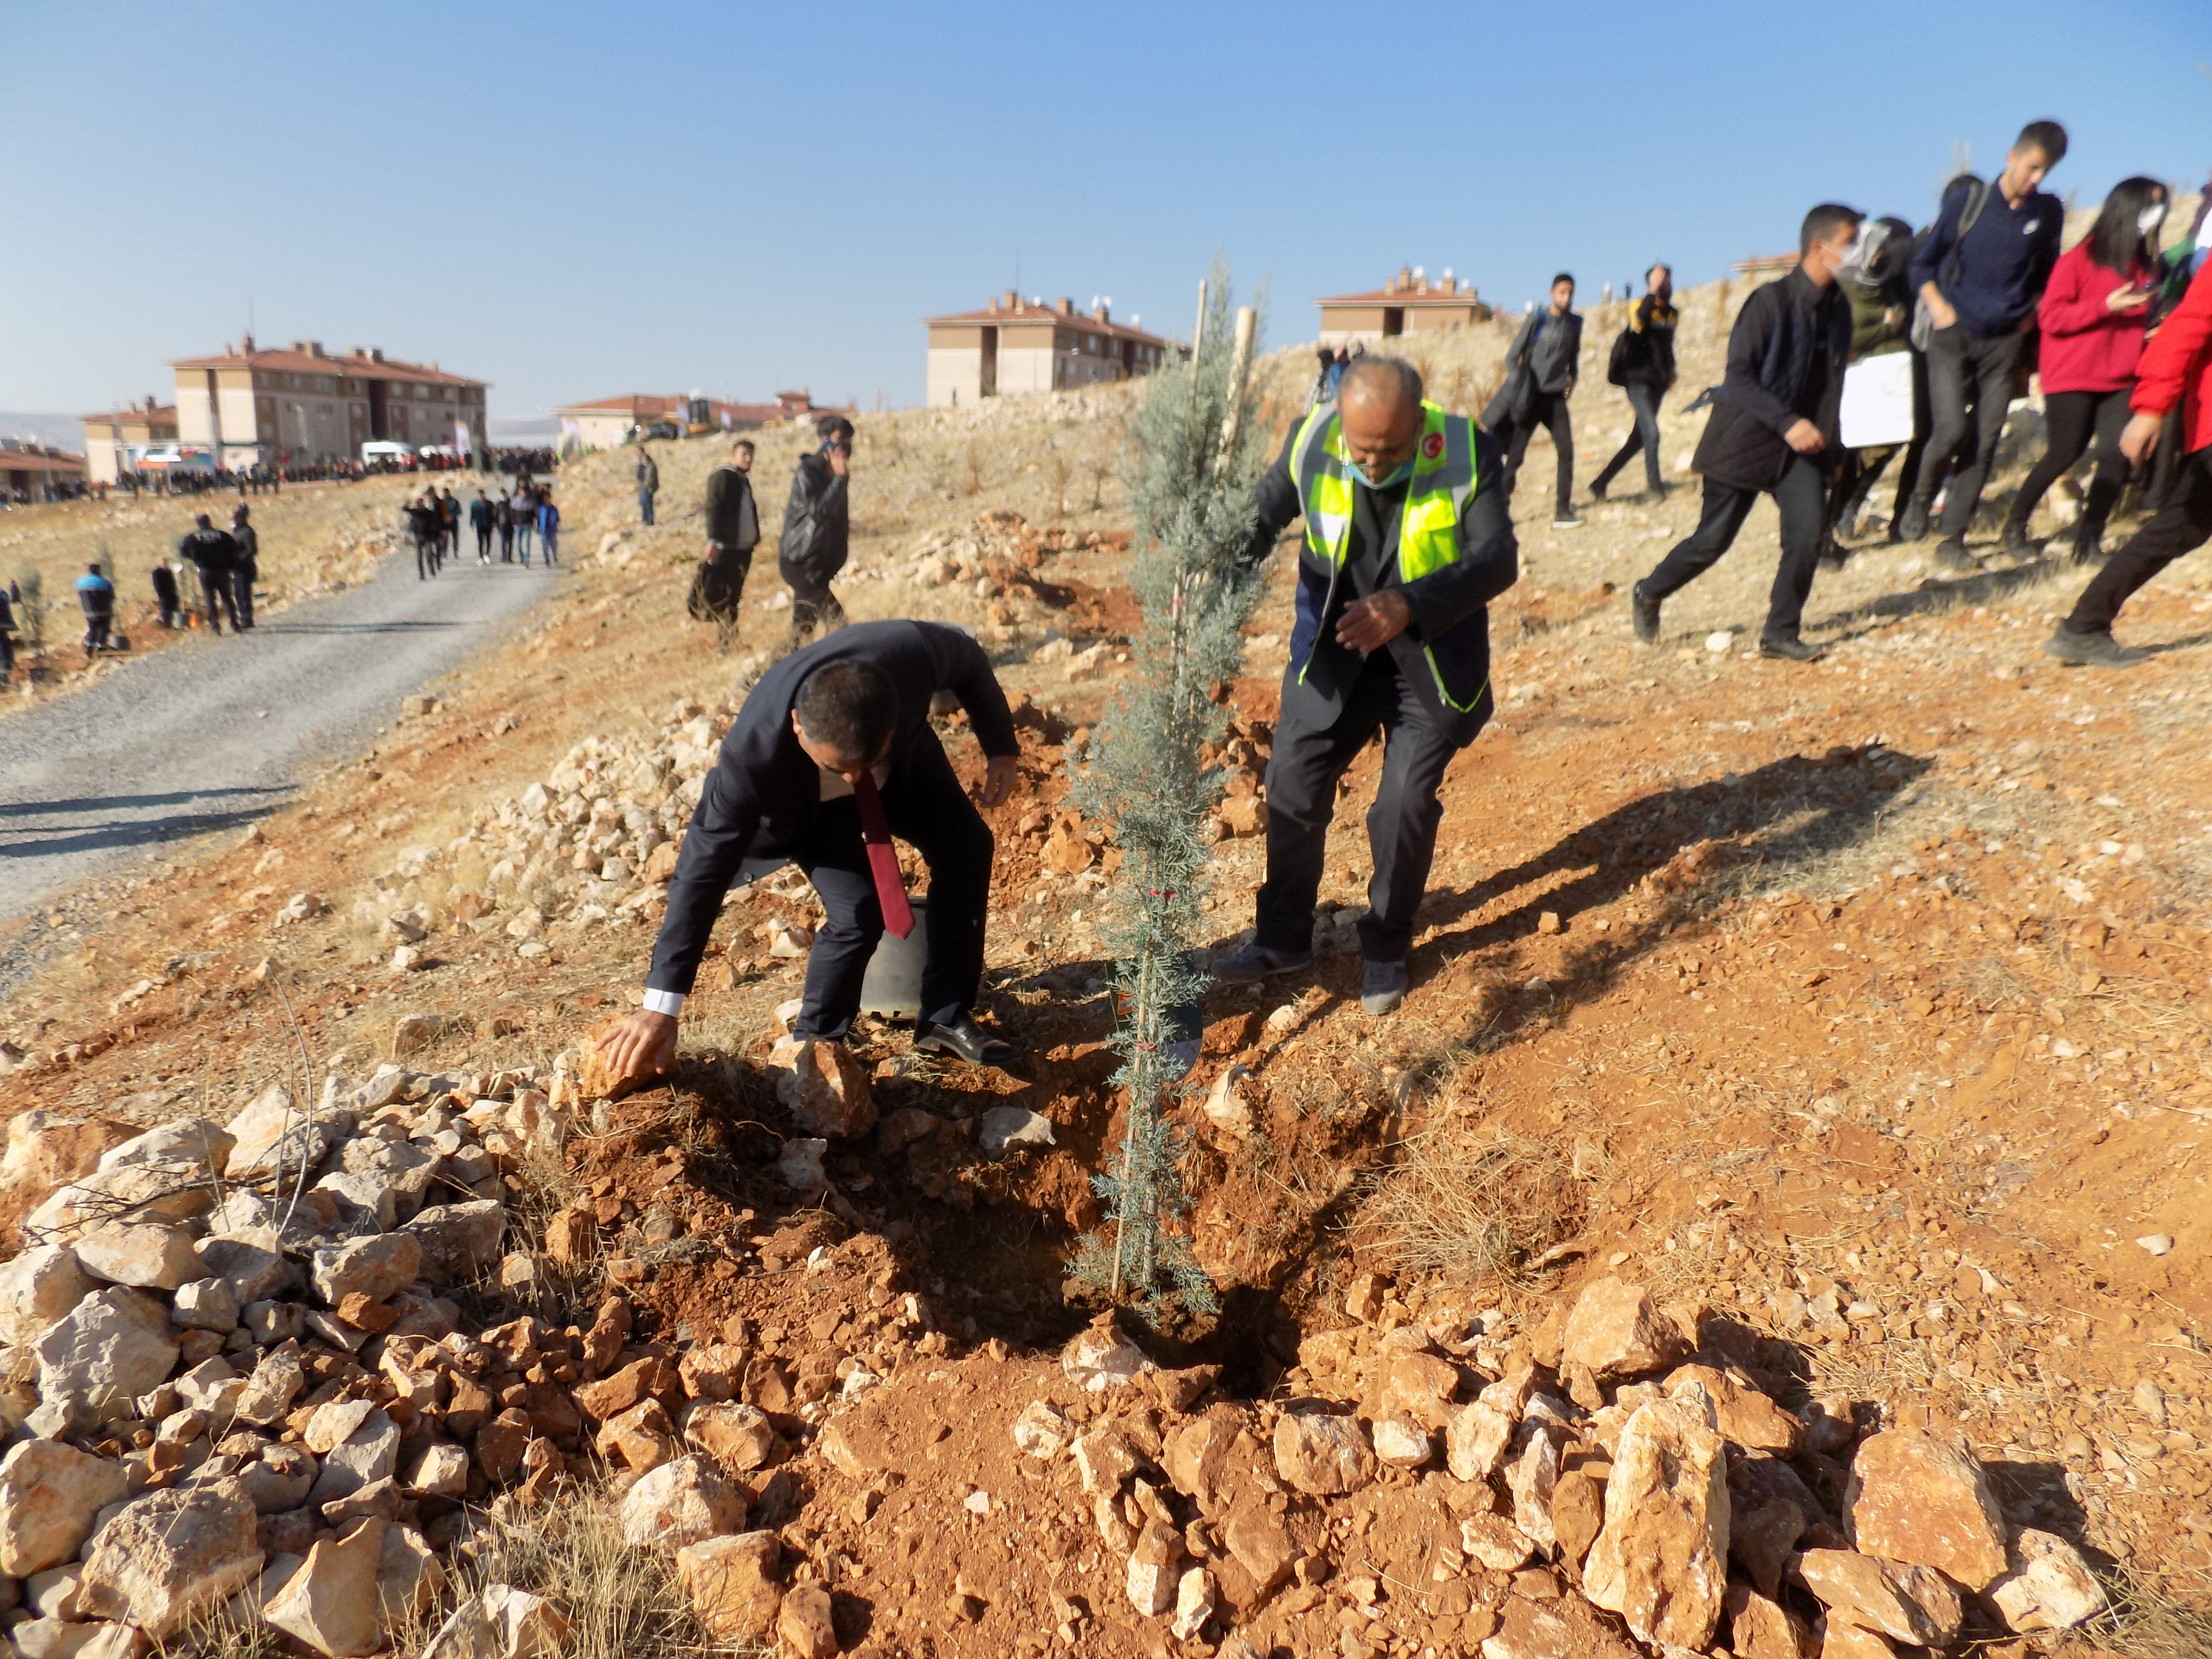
{"left": 913, "top": 1016, "right": 1018, "bottom": 1067}
{"left": 1758, "top": 633, "right": 1827, "bottom": 662}
{"left": 1631, "top": 582, "right": 1661, "bottom": 646}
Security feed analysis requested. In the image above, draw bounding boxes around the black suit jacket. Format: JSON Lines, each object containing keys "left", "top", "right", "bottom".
{"left": 646, "top": 620, "right": 1018, "bottom": 995}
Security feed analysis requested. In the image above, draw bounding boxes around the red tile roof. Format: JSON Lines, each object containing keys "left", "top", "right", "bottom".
{"left": 168, "top": 345, "right": 484, "bottom": 388}
{"left": 1314, "top": 283, "right": 1488, "bottom": 308}
{"left": 0, "top": 444, "right": 86, "bottom": 473}
{"left": 922, "top": 302, "right": 1166, "bottom": 346}
{"left": 80, "top": 404, "right": 177, "bottom": 425}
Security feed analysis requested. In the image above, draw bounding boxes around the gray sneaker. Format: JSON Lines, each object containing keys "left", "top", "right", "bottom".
{"left": 1361, "top": 960, "right": 1409, "bottom": 1015}
{"left": 1210, "top": 942, "right": 1313, "bottom": 984}
{"left": 2042, "top": 626, "right": 2147, "bottom": 668}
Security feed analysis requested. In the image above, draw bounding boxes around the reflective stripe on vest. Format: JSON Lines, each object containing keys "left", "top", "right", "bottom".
{"left": 1290, "top": 401, "right": 1487, "bottom": 712}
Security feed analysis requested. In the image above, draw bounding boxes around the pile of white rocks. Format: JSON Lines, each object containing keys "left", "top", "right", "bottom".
{"left": 1011, "top": 1277, "right": 2110, "bottom": 1659}
{"left": 0, "top": 1061, "right": 636, "bottom": 1657}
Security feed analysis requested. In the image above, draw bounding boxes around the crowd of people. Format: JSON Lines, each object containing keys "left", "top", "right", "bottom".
{"left": 406, "top": 477, "right": 560, "bottom": 578}
{"left": 1465, "top": 119, "right": 2212, "bottom": 667}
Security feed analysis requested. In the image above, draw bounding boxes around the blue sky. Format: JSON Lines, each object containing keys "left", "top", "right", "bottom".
{"left": 3, "top": 1, "right": 2206, "bottom": 422}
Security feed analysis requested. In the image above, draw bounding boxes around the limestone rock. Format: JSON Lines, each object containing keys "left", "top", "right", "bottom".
{"left": 0, "top": 1109, "right": 132, "bottom": 1197}
{"left": 1460, "top": 1512, "right": 1534, "bottom": 1571}
{"left": 1730, "top": 1497, "right": 1808, "bottom": 1597}
{"left": 1508, "top": 1426, "right": 1564, "bottom": 1550}
{"left": 1013, "top": 1400, "right": 1072, "bottom": 1459}
{"left": 401, "top": 1200, "right": 507, "bottom": 1284}
{"left": 0, "top": 1440, "right": 132, "bottom": 1575}
{"left": 1820, "top": 1625, "right": 1899, "bottom": 1659}
{"left": 776, "top": 1138, "right": 828, "bottom": 1194}
{"left": 171, "top": 1276, "right": 240, "bottom": 1333}
{"left": 1161, "top": 1412, "right": 1237, "bottom": 1510}
{"left": 1725, "top": 1581, "right": 1815, "bottom": 1659}
{"left": 677, "top": 1342, "right": 746, "bottom": 1402}
{"left": 264, "top": 1516, "right": 387, "bottom": 1657}
{"left": 1550, "top": 1465, "right": 1607, "bottom": 1573}
{"left": 407, "top": 1442, "right": 470, "bottom": 1498}
{"left": 235, "top": 1444, "right": 316, "bottom": 1514}
{"left": 1222, "top": 1497, "right": 1299, "bottom": 1593}
{"left": 1987, "top": 1527, "right": 2107, "bottom": 1633}
{"left": 684, "top": 1402, "right": 779, "bottom": 1473}
{"left": 310, "top": 1233, "right": 422, "bottom": 1305}
{"left": 1841, "top": 1426, "right": 2008, "bottom": 1591}
{"left": 618, "top": 1455, "right": 745, "bottom": 1547}
{"left": 677, "top": 1530, "right": 781, "bottom": 1642}
{"left": 306, "top": 1407, "right": 401, "bottom": 1505}
{"left": 1367, "top": 1348, "right": 1461, "bottom": 1431}
{"left": 769, "top": 1037, "right": 877, "bottom": 1139}
{"left": 26, "top": 1158, "right": 214, "bottom": 1241}
{"left": 1446, "top": 1399, "right": 1516, "bottom": 1480}
{"left": 1127, "top": 1519, "right": 1181, "bottom": 1616}
{"left": 97, "top": 1117, "right": 235, "bottom": 1176}
{"left": 596, "top": 1399, "right": 679, "bottom": 1472}
{"left": 377, "top": 1521, "right": 444, "bottom": 1625}
{"left": 1172, "top": 1565, "right": 1216, "bottom": 1641}
{"left": 1272, "top": 1410, "right": 1375, "bottom": 1495}
{"left": 1062, "top": 1321, "right": 1154, "bottom": 1392}
{"left": 0, "top": 1245, "right": 95, "bottom": 1346}
{"left": 35, "top": 1285, "right": 179, "bottom": 1407}
{"left": 577, "top": 1017, "right": 642, "bottom": 1103}
{"left": 1073, "top": 1423, "right": 1139, "bottom": 1496}
{"left": 234, "top": 1341, "right": 305, "bottom": 1427}
{"left": 1479, "top": 1592, "right": 1640, "bottom": 1659}
{"left": 1560, "top": 1277, "right": 1687, "bottom": 1379}
{"left": 76, "top": 1484, "right": 263, "bottom": 1638}
{"left": 419, "top": 1584, "right": 573, "bottom": 1659}
{"left": 1665, "top": 1362, "right": 1802, "bottom": 1452}
{"left": 1372, "top": 1414, "right": 1434, "bottom": 1468}
{"left": 1582, "top": 1397, "right": 1731, "bottom": 1649}
{"left": 778, "top": 1580, "right": 838, "bottom": 1659}
{"left": 1796, "top": 1547, "right": 1964, "bottom": 1646}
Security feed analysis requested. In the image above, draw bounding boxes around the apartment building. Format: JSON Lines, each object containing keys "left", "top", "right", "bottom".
{"left": 169, "top": 337, "right": 488, "bottom": 467}
{"left": 923, "top": 293, "right": 1167, "bottom": 408}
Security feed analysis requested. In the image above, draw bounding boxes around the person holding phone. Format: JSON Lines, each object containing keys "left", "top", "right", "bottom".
{"left": 779, "top": 414, "right": 855, "bottom": 648}
{"left": 2002, "top": 177, "right": 2169, "bottom": 562}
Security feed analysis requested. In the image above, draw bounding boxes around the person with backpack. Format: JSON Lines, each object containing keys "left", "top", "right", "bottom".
{"left": 1485, "top": 274, "right": 1584, "bottom": 527}
{"left": 1902, "top": 120, "right": 2068, "bottom": 568}
{"left": 2044, "top": 253, "right": 2212, "bottom": 666}
{"left": 1630, "top": 204, "right": 1860, "bottom": 663}
{"left": 2002, "top": 177, "right": 2169, "bottom": 562}
{"left": 1590, "top": 264, "right": 1679, "bottom": 502}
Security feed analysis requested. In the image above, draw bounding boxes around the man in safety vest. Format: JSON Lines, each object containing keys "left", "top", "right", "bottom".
{"left": 1212, "top": 356, "right": 1517, "bottom": 1015}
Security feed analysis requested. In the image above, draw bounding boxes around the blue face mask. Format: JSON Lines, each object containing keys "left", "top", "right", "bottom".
{"left": 1352, "top": 456, "right": 1413, "bottom": 489}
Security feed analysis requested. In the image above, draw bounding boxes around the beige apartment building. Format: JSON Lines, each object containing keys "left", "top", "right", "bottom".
{"left": 169, "top": 337, "right": 488, "bottom": 467}
{"left": 553, "top": 389, "right": 823, "bottom": 451}
{"left": 79, "top": 397, "right": 178, "bottom": 484}
{"left": 1313, "top": 267, "right": 1492, "bottom": 346}
{"left": 923, "top": 293, "right": 1168, "bottom": 408}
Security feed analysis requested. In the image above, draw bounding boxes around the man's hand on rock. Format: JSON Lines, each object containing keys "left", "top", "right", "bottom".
{"left": 596, "top": 1009, "right": 678, "bottom": 1089}
{"left": 1335, "top": 590, "right": 1412, "bottom": 653}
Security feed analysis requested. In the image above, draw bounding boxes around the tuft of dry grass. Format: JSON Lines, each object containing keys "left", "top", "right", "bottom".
{"left": 1358, "top": 1123, "right": 1587, "bottom": 1287}
{"left": 2077, "top": 1563, "right": 2212, "bottom": 1659}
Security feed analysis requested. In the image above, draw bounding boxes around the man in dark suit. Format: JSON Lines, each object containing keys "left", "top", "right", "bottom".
{"left": 779, "top": 414, "right": 854, "bottom": 646}
{"left": 179, "top": 513, "right": 241, "bottom": 632}
{"left": 594, "top": 619, "right": 1023, "bottom": 1089}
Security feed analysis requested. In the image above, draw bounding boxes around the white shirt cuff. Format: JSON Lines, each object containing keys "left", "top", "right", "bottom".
{"left": 641, "top": 988, "right": 686, "bottom": 1016}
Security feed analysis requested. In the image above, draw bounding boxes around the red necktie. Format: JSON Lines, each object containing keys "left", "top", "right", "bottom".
{"left": 851, "top": 771, "right": 915, "bottom": 940}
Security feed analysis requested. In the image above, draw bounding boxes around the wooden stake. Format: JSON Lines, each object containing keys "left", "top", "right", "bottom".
{"left": 1214, "top": 306, "right": 1259, "bottom": 472}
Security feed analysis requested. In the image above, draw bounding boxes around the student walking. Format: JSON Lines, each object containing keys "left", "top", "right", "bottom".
{"left": 779, "top": 415, "right": 855, "bottom": 646}
{"left": 229, "top": 504, "right": 258, "bottom": 628}
{"left": 406, "top": 494, "right": 441, "bottom": 580}
{"left": 2003, "top": 177, "right": 2168, "bottom": 562}
{"left": 496, "top": 492, "right": 516, "bottom": 562}
{"left": 514, "top": 485, "right": 535, "bottom": 565}
{"left": 1826, "top": 216, "right": 1926, "bottom": 549}
{"left": 637, "top": 446, "right": 659, "bottom": 525}
{"left": 1591, "top": 264, "right": 1678, "bottom": 502}
{"left": 1486, "top": 275, "right": 1584, "bottom": 526}
{"left": 471, "top": 490, "right": 495, "bottom": 563}
{"left": 690, "top": 438, "right": 760, "bottom": 653}
{"left": 2045, "top": 255, "right": 2212, "bottom": 665}
{"left": 1631, "top": 205, "right": 1860, "bottom": 663}
{"left": 1903, "top": 120, "right": 2068, "bottom": 568}
{"left": 537, "top": 492, "right": 560, "bottom": 565}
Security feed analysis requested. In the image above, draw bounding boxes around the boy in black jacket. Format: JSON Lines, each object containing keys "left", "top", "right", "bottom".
{"left": 1632, "top": 205, "right": 1861, "bottom": 662}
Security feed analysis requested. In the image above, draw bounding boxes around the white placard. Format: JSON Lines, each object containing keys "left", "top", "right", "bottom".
{"left": 1840, "top": 352, "right": 1915, "bottom": 448}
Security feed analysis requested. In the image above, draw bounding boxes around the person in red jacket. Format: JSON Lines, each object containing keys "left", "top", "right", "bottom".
{"left": 2005, "top": 178, "right": 2169, "bottom": 560}
{"left": 2045, "top": 253, "right": 2212, "bottom": 665}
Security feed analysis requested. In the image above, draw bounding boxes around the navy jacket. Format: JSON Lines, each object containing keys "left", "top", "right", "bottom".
{"left": 1910, "top": 179, "right": 2063, "bottom": 337}
{"left": 1691, "top": 267, "right": 1851, "bottom": 491}
{"left": 646, "top": 621, "right": 1017, "bottom": 995}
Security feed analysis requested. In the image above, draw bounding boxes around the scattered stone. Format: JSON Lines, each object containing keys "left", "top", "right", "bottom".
{"left": 1127, "top": 1519, "right": 1182, "bottom": 1616}
{"left": 0, "top": 1440, "right": 132, "bottom": 1575}
{"left": 1372, "top": 1414, "right": 1434, "bottom": 1468}
{"left": 401, "top": 1201, "right": 507, "bottom": 1284}
{"left": 1724, "top": 1582, "right": 1813, "bottom": 1659}
{"left": 35, "top": 1285, "right": 179, "bottom": 1407}
{"left": 407, "top": 1443, "right": 471, "bottom": 1498}
{"left": 1013, "top": 1400, "right": 1072, "bottom": 1459}
{"left": 1560, "top": 1277, "right": 1687, "bottom": 1379}
{"left": 769, "top": 1037, "right": 878, "bottom": 1139}
{"left": 1987, "top": 1527, "right": 2107, "bottom": 1633}
{"left": 1665, "top": 1363, "right": 1801, "bottom": 1452}
{"left": 76, "top": 1484, "right": 264, "bottom": 1638}
{"left": 1509, "top": 1427, "right": 1564, "bottom": 1550}
{"left": 776, "top": 1138, "right": 828, "bottom": 1194}
{"left": 306, "top": 1407, "right": 401, "bottom": 1506}
{"left": 1062, "top": 1322, "right": 1155, "bottom": 1392}
{"left": 1480, "top": 1592, "right": 1639, "bottom": 1659}
{"left": 1447, "top": 1400, "right": 1516, "bottom": 1480}
{"left": 264, "top": 1515, "right": 387, "bottom": 1657}
{"left": 1171, "top": 1565, "right": 1215, "bottom": 1641}
{"left": 977, "top": 1104, "right": 1054, "bottom": 1157}
{"left": 684, "top": 1402, "right": 780, "bottom": 1472}
{"left": 598, "top": 1399, "right": 679, "bottom": 1472}
{"left": 171, "top": 1276, "right": 241, "bottom": 1333}
{"left": 393, "top": 1013, "right": 442, "bottom": 1054}
{"left": 676, "top": 1530, "right": 782, "bottom": 1642}
{"left": 1581, "top": 1397, "right": 1729, "bottom": 1649}
{"left": 234, "top": 1341, "right": 305, "bottom": 1427}
{"left": 70, "top": 1220, "right": 199, "bottom": 1292}
{"left": 1272, "top": 1410, "right": 1375, "bottom": 1495}
{"left": 778, "top": 1581, "right": 839, "bottom": 1659}
{"left": 0, "top": 1245, "right": 96, "bottom": 1346}
{"left": 1795, "top": 1548, "right": 1963, "bottom": 1646}
{"left": 2136, "top": 1233, "right": 2173, "bottom": 1257}
{"left": 310, "top": 1233, "right": 422, "bottom": 1305}
{"left": 1841, "top": 1426, "right": 2008, "bottom": 1590}
{"left": 617, "top": 1455, "right": 746, "bottom": 1547}
{"left": 1461, "top": 1512, "right": 1535, "bottom": 1571}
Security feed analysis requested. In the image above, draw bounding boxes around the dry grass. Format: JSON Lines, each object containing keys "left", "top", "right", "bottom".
{"left": 1357, "top": 1121, "right": 1587, "bottom": 1287}
{"left": 2076, "top": 1564, "right": 2212, "bottom": 1659}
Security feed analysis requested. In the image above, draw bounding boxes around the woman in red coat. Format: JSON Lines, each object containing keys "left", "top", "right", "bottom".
{"left": 2005, "top": 177, "right": 2168, "bottom": 560}
{"left": 2045, "top": 249, "right": 2212, "bottom": 664}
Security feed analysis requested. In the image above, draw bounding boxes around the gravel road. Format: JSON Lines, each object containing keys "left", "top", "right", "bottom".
{"left": 0, "top": 554, "right": 562, "bottom": 927}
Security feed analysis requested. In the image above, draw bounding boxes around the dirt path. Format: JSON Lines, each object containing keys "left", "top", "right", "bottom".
{"left": 0, "top": 552, "right": 563, "bottom": 928}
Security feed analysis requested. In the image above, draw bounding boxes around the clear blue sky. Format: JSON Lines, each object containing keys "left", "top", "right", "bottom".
{"left": 3, "top": 1, "right": 2206, "bottom": 422}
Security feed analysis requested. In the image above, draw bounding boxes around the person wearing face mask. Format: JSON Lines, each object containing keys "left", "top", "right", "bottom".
{"left": 780, "top": 414, "right": 855, "bottom": 648}
{"left": 1826, "top": 216, "right": 1926, "bottom": 550}
{"left": 1631, "top": 204, "right": 1861, "bottom": 663}
{"left": 1209, "top": 357, "right": 1517, "bottom": 1016}
{"left": 1902, "top": 120, "right": 2069, "bottom": 568}
{"left": 1592, "top": 264, "right": 1679, "bottom": 502}
{"left": 2002, "top": 178, "right": 2169, "bottom": 563}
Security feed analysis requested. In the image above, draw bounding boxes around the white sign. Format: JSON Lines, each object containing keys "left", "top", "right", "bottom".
{"left": 1840, "top": 353, "right": 1915, "bottom": 449}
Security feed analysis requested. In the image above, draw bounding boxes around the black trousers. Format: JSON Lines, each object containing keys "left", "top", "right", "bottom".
{"left": 790, "top": 732, "right": 994, "bottom": 1039}
{"left": 232, "top": 568, "right": 255, "bottom": 629}
{"left": 1257, "top": 654, "right": 1462, "bottom": 966}
{"left": 2066, "top": 447, "right": 2212, "bottom": 634}
{"left": 2007, "top": 387, "right": 2133, "bottom": 543}
{"left": 499, "top": 526, "right": 514, "bottom": 562}
{"left": 1916, "top": 325, "right": 2029, "bottom": 537}
{"left": 780, "top": 555, "right": 846, "bottom": 642}
{"left": 1500, "top": 389, "right": 1575, "bottom": 514}
{"left": 416, "top": 537, "right": 437, "bottom": 579}
{"left": 1592, "top": 383, "right": 1664, "bottom": 495}
{"left": 476, "top": 526, "right": 493, "bottom": 558}
{"left": 199, "top": 571, "right": 240, "bottom": 632}
{"left": 1641, "top": 456, "right": 1828, "bottom": 639}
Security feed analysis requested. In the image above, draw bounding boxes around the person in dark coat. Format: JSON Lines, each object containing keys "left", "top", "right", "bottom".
{"left": 405, "top": 495, "right": 441, "bottom": 580}
{"left": 1632, "top": 204, "right": 1862, "bottom": 662}
{"left": 690, "top": 438, "right": 760, "bottom": 652}
{"left": 1487, "top": 274, "right": 1585, "bottom": 526}
{"left": 228, "top": 504, "right": 258, "bottom": 628}
{"left": 0, "top": 584, "right": 15, "bottom": 682}
{"left": 1590, "top": 264, "right": 1679, "bottom": 501}
{"left": 589, "top": 620, "right": 1024, "bottom": 1090}
{"left": 470, "top": 490, "right": 495, "bottom": 563}
{"left": 151, "top": 557, "right": 182, "bottom": 628}
{"left": 637, "top": 445, "right": 659, "bottom": 525}
{"left": 496, "top": 492, "right": 516, "bottom": 562}
{"left": 1209, "top": 356, "right": 1518, "bottom": 1016}
{"left": 779, "top": 414, "right": 854, "bottom": 645}
{"left": 76, "top": 564, "right": 117, "bottom": 653}
{"left": 179, "top": 513, "right": 242, "bottom": 632}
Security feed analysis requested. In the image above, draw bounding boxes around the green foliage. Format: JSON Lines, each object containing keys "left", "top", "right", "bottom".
{"left": 12, "top": 565, "right": 46, "bottom": 655}
{"left": 1066, "top": 260, "right": 1269, "bottom": 1325}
